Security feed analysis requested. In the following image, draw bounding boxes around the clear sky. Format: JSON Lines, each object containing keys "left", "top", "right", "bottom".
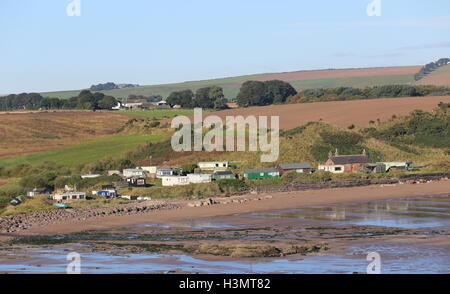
{"left": 1, "top": 0, "right": 449, "bottom": 93}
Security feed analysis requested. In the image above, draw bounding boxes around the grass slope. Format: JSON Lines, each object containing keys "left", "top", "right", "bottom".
{"left": 416, "top": 64, "right": 450, "bottom": 86}
{"left": 0, "top": 134, "right": 164, "bottom": 168}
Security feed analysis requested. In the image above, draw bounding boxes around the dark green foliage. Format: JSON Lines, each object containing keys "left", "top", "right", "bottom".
{"left": 166, "top": 89, "right": 194, "bottom": 108}
{"left": 372, "top": 109, "right": 450, "bottom": 148}
{"left": 192, "top": 86, "right": 226, "bottom": 109}
{"left": 237, "top": 80, "right": 297, "bottom": 107}
{"left": 289, "top": 85, "right": 450, "bottom": 104}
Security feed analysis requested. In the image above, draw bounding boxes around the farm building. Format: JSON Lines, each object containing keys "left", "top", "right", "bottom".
{"left": 187, "top": 173, "right": 212, "bottom": 184}
{"left": 156, "top": 167, "right": 183, "bottom": 178}
{"left": 53, "top": 192, "right": 87, "bottom": 202}
{"left": 123, "top": 168, "right": 146, "bottom": 178}
{"left": 379, "top": 162, "right": 413, "bottom": 172}
{"left": 318, "top": 151, "right": 370, "bottom": 174}
{"left": 161, "top": 176, "right": 190, "bottom": 187}
{"left": 27, "top": 187, "right": 51, "bottom": 197}
{"left": 127, "top": 177, "right": 147, "bottom": 187}
{"left": 198, "top": 162, "right": 229, "bottom": 171}
{"left": 243, "top": 168, "right": 280, "bottom": 180}
{"left": 277, "top": 163, "right": 313, "bottom": 174}
{"left": 212, "top": 171, "right": 236, "bottom": 181}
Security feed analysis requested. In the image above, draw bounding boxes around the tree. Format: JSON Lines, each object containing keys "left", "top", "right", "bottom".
{"left": 166, "top": 90, "right": 194, "bottom": 108}
{"left": 236, "top": 81, "right": 267, "bottom": 107}
{"left": 264, "top": 80, "right": 297, "bottom": 104}
{"left": 98, "top": 95, "right": 117, "bottom": 109}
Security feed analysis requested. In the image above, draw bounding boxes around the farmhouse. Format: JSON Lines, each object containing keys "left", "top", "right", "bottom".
{"left": 277, "top": 163, "right": 313, "bottom": 174}
{"left": 243, "top": 168, "right": 280, "bottom": 180}
{"left": 211, "top": 170, "right": 236, "bottom": 181}
{"left": 53, "top": 192, "right": 87, "bottom": 202}
{"left": 198, "top": 161, "right": 229, "bottom": 171}
{"left": 156, "top": 167, "right": 183, "bottom": 178}
{"left": 318, "top": 151, "right": 370, "bottom": 173}
{"left": 123, "top": 168, "right": 146, "bottom": 178}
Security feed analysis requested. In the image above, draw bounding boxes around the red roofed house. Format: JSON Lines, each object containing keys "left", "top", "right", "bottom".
{"left": 318, "top": 150, "right": 370, "bottom": 173}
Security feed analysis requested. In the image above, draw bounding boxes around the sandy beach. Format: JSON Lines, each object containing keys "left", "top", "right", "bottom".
{"left": 12, "top": 180, "right": 449, "bottom": 237}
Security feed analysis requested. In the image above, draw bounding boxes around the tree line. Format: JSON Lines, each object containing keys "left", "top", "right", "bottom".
{"left": 166, "top": 86, "right": 228, "bottom": 109}
{"left": 0, "top": 90, "right": 118, "bottom": 111}
{"left": 287, "top": 84, "right": 450, "bottom": 104}
{"left": 414, "top": 58, "right": 450, "bottom": 81}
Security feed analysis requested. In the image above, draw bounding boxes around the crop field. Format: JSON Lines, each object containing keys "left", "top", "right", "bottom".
{"left": 416, "top": 64, "right": 450, "bottom": 86}
{"left": 0, "top": 111, "right": 133, "bottom": 158}
{"left": 40, "top": 66, "right": 422, "bottom": 100}
{"left": 211, "top": 96, "right": 450, "bottom": 130}
{"left": 0, "top": 133, "right": 164, "bottom": 168}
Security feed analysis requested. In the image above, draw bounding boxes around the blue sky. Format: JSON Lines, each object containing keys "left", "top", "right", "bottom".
{"left": 1, "top": 0, "right": 449, "bottom": 93}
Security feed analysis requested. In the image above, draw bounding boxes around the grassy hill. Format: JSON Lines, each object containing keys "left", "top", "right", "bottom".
{"left": 40, "top": 66, "right": 420, "bottom": 100}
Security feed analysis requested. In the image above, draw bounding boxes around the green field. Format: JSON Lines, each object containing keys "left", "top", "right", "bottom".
{"left": 120, "top": 109, "right": 196, "bottom": 119}
{"left": 0, "top": 134, "right": 164, "bottom": 168}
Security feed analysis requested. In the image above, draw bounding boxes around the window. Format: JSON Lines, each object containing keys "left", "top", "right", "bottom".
{"left": 62, "top": 196, "right": 67, "bottom": 200}
{"left": 260, "top": 173, "right": 264, "bottom": 176}
{"left": 80, "top": 195, "right": 85, "bottom": 199}
{"left": 335, "top": 167, "right": 342, "bottom": 171}
{"left": 72, "top": 195, "right": 77, "bottom": 199}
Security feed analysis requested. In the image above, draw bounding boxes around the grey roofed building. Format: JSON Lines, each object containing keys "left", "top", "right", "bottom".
{"left": 213, "top": 170, "right": 234, "bottom": 175}
{"left": 278, "top": 163, "right": 312, "bottom": 170}
{"left": 329, "top": 155, "right": 370, "bottom": 165}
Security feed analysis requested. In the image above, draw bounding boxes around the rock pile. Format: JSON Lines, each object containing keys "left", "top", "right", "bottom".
{"left": 0, "top": 201, "right": 180, "bottom": 233}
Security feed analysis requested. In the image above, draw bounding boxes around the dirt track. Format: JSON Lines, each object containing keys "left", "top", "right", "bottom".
{"left": 213, "top": 96, "right": 450, "bottom": 129}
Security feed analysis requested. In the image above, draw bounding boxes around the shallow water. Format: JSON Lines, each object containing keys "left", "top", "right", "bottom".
{"left": 252, "top": 196, "right": 450, "bottom": 229}
{"left": 1, "top": 242, "right": 448, "bottom": 274}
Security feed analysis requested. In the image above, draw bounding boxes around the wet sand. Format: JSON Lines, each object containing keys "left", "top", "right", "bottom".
{"left": 12, "top": 180, "right": 450, "bottom": 237}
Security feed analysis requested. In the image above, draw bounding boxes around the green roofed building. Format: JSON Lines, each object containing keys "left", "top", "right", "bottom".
{"left": 243, "top": 168, "right": 280, "bottom": 180}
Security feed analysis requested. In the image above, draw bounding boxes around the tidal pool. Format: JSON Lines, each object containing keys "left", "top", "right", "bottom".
{"left": 252, "top": 196, "right": 450, "bottom": 229}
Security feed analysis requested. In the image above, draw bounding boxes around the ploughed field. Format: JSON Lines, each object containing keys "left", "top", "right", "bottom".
{"left": 0, "top": 111, "right": 132, "bottom": 158}
{"left": 213, "top": 96, "right": 450, "bottom": 129}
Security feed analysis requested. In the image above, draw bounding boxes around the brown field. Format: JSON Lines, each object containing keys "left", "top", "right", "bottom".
{"left": 250, "top": 66, "right": 421, "bottom": 82}
{"left": 213, "top": 96, "right": 450, "bottom": 129}
{"left": 0, "top": 111, "right": 132, "bottom": 158}
{"left": 416, "top": 64, "right": 450, "bottom": 86}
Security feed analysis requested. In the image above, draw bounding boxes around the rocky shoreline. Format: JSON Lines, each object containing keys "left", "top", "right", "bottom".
{"left": 0, "top": 201, "right": 180, "bottom": 234}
